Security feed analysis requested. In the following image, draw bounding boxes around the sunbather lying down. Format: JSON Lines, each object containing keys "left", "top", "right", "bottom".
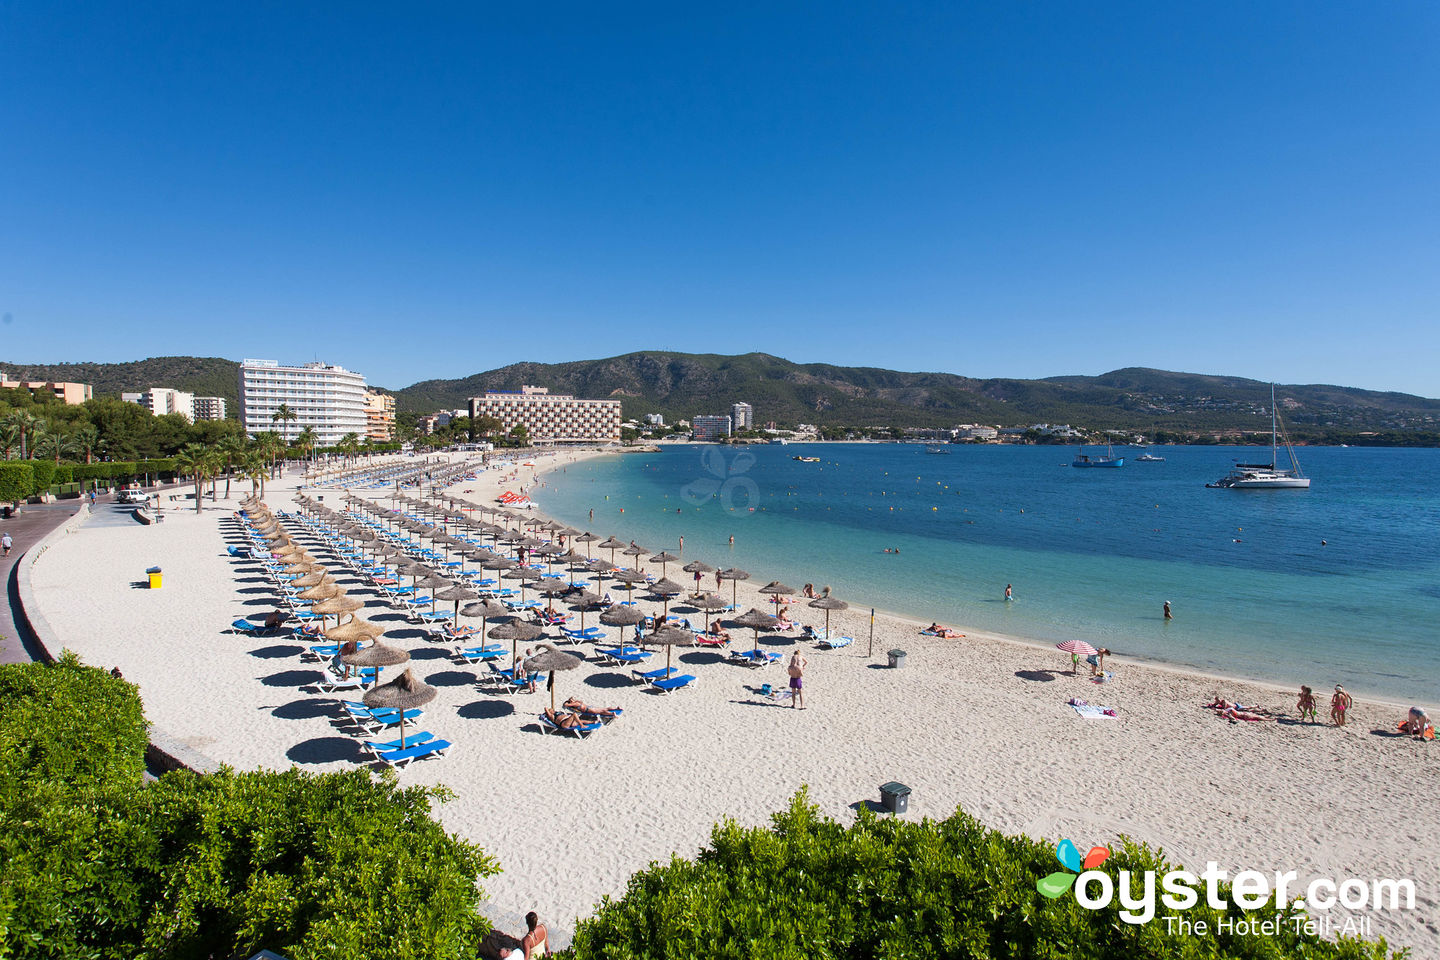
{"left": 922, "top": 623, "right": 963, "bottom": 639}
{"left": 1219, "top": 706, "right": 1275, "bottom": 722}
{"left": 564, "top": 697, "right": 621, "bottom": 719}
{"left": 542, "top": 707, "right": 585, "bottom": 730}
{"left": 1203, "top": 698, "right": 1276, "bottom": 715}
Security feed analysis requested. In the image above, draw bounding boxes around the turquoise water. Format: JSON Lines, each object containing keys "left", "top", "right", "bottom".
{"left": 532, "top": 444, "right": 1440, "bottom": 703}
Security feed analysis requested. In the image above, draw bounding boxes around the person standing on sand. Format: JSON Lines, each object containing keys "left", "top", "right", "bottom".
{"left": 1330, "top": 685, "right": 1352, "bottom": 726}
{"left": 1297, "top": 685, "right": 1317, "bottom": 723}
{"left": 788, "top": 651, "right": 807, "bottom": 709}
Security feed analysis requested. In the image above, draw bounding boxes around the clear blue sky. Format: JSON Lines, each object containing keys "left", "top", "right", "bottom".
{"left": 2, "top": 2, "right": 1437, "bottom": 396}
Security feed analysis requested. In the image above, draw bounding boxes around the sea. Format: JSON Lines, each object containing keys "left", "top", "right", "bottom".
{"left": 530, "top": 443, "right": 1440, "bottom": 704}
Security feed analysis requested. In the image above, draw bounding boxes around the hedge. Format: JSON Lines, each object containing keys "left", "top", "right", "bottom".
{"left": 0, "top": 461, "right": 35, "bottom": 501}
{"left": 28, "top": 459, "right": 55, "bottom": 491}
{"left": 567, "top": 790, "right": 1396, "bottom": 960}
{"left": 0, "top": 654, "right": 499, "bottom": 960}
{"left": 51, "top": 464, "right": 73, "bottom": 484}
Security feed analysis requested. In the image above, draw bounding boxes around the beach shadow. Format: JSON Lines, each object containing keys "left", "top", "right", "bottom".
{"left": 249, "top": 644, "right": 303, "bottom": 659}
{"left": 727, "top": 698, "right": 791, "bottom": 709}
{"left": 1015, "top": 670, "right": 1058, "bottom": 682}
{"left": 865, "top": 663, "right": 895, "bottom": 671}
{"left": 679, "top": 651, "right": 726, "bottom": 666}
{"left": 458, "top": 700, "right": 516, "bottom": 720}
{"left": 848, "top": 799, "right": 887, "bottom": 814}
{"left": 262, "top": 669, "right": 321, "bottom": 688}
{"left": 129, "top": 581, "right": 153, "bottom": 590}
{"left": 287, "top": 736, "right": 364, "bottom": 765}
{"left": 1368, "top": 728, "right": 1407, "bottom": 738}
{"left": 237, "top": 587, "right": 273, "bottom": 595}
{"left": 242, "top": 597, "right": 276, "bottom": 607}
{"left": 583, "top": 672, "right": 633, "bottom": 689}
{"left": 236, "top": 576, "right": 267, "bottom": 584}
{"left": 759, "top": 637, "right": 792, "bottom": 648}
{"left": 426, "top": 670, "right": 476, "bottom": 688}
{"left": 271, "top": 698, "right": 336, "bottom": 721}
{"left": 408, "top": 646, "right": 450, "bottom": 661}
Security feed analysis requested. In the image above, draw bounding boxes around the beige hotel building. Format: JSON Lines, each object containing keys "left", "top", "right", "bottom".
{"left": 469, "top": 385, "right": 621, "bottom": 443}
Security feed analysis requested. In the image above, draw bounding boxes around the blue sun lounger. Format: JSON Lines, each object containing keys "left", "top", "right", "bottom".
{"left": 650, "top": 674, "right": 697, "bottom": 694}
{"left": 538, "top": 712, "right": 604, "bottom": 738}
{"left": 632, "top": 667, "right": 674, "bottom": 685}
{"left": 729, "top": 649, "right": 781, "bottom": 668}
{"left": 373, "top": 738, "right": 452, "bottom": 767}
{"left": 228, "top": 618, "right": 264, "bottom": 635}
{"left": 597, "top": 647, "right": 650, "bottom": 666}
{"left": 818, "top": 635, "right": 854, "bottom": 650}
{"left": 360, "top": 731, "right": 436, "bottom": 759}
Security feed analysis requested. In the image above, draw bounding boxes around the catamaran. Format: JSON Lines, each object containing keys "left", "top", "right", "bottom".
{"left": 1207, "top": 384, "right": 1310, "bottom": 489}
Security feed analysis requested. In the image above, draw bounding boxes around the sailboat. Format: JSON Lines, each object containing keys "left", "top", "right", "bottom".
{"left": 1072, "top": 444, "right": 1124, "bottom": 468}
{"left": 1207, "top": 385, "right": 1310, "bottom": 489}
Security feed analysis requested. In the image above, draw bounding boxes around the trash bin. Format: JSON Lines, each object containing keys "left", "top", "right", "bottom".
{"left": 146, "top": 566, "right": 163, "bottom": 589}
{"left": 2, "top": 506, "right": 10, "bottom": 519}
{"left": 879, "top": 781, "right": 911, "bottom": 814}
{"left": 887, "top": 648, "right": 906, "bottom": 668}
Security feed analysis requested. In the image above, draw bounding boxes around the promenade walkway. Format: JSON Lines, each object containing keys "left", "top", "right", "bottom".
{"left": 0, "top": 498, "right": 90, "bottom": 663}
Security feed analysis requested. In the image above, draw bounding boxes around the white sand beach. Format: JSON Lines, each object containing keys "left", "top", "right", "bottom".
{"left": 30, "top": 450, "right": 1439, "bottom": 952}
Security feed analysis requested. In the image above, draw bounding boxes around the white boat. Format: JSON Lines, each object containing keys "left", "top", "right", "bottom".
{"left": 1073, "top": 444, "right": 1124, "bottom": 468}
{"left": 1207, "top": 385, "right": 1310, "bottom": 489}
{"left": 1135, "top": 449, "right": 1165, "bottom": 462}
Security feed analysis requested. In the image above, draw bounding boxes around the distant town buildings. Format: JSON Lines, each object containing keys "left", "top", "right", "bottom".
{"left": 730, "top": 402, "right": 753, "bottom": 430}
{"left": 0, "top": 372, "right": 92, "bottom": 405}
{"left": 691, "top": 414, "right": 733, "bottom": 442}
{"left": 238, "top": 359, "right": 368, "bottom": 446}
{"left": 120, "top": 387, "right": 227, "bottom": 422}
{"left": 468, "top": 385, "right": 621, "bottom": 443}
{"left": 363, "top": 390, "right": 396, "bottom": 441}
{"left": 643, "top": 413, "right": 666, "bottom": 426}
{"left": 955, "top": 424, "right": 998, "bottom": 440}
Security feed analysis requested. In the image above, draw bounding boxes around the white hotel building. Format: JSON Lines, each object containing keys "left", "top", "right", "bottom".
{"left": 238, "top": 359, "right": 368, "bottom": 446}
{"left": 470, "top": 385, "right": 622, "bottom": 443}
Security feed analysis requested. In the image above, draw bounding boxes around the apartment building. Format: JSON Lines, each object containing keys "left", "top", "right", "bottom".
{"left": 238, "top": 359, "right": 368, "bottom": 446}
{"left": 468, "top": 385, "right": 621, "bottom": 443}
{"left": 0, "top": 373, "right": 92, "bottom": 405}
{"left": 363, "top": 390, "right": 396, "bottom": 442}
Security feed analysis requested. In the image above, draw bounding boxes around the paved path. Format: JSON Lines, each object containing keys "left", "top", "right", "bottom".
{"left": 0, "top": 498, "right": 89, "bottom": 663}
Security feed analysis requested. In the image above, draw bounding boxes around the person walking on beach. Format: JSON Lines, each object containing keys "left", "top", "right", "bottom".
{"left": 1330, "top": 685, "right": 1352, "bottom": 726}
{"left": 1, "top": 532, "right": 11, "bottom": 557}
{"left": 1297, "top": 685, "right": 1318, "bottom": 723}
{"left": 787, "top": 651, "right": 807, "bottom": 709}
{"left": 1163, "top": 600, "right": 1173, "bottom": 621}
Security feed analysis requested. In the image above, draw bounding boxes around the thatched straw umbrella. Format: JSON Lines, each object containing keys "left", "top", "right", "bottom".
{"left": 415, "top": 574, "right": 452, "bottom": 613}
{"left": 362, "top": 667, "right": 435, "bottom": 750}
{"left": 732, "top": 607, "right": 779, "bottom": 651}
{"left": 682, "top": 559, "right": 715, "bottom": 596}
{"left": 808, "top": 587, "right": 848, "bottom": 641}
{"left": 298, "top": 582, "right": 343, "bottom": 602}
{"left": 649, "top": 551, "right": 680, "bottom": 577}
{"left": 341, "top": 640, "right": 410, "bottom": 687}
{"left": 600, "top": 603, "right": 644, "bottom": 648}
{"left": 434, "top": 584, "right": 479, "bottom": 622}
{"left": 489, "top": 619, "right": 544, "bottom": 664}
{"left": 717, "top": 567, "right": 750, "bottom": 611}
{"left": 621, "top": 543, "right": 649, "bottom": 572}
{"left": 522, "top": 642, "right": 583, "bottom": 710}
{"left": 324, "top": 618, "right": 387, "bottom": 644}
{"left": 571, "top": 590, "right": 605, "bottom": 636}
{"left": 691, "top": 593, "right": 730, "bottom": 635}
{"left": 292, "top": 569, "right": 333, "bottom": 589}
{"left": 461, "top": 599, "right": 510, "bottom": 641}
{"left": 648, "top": 577, "right": 684, "bottom": 623}
{"left": 311, "top": 595, "right": 364, "bottom": 629}
{"left": 572, "top": 532, "right": 598, "bottom": 559}
{"left": 504, "top": 566, "right": 542, "bottom": 604}
{"left": 757, "top": 581, "right": 796, "bottom": 614}
{"left": 597, "top": 536, "right": 625, "bottom": 566}
{"left": 647, "top": 626, "right": 694, "bottom": 679}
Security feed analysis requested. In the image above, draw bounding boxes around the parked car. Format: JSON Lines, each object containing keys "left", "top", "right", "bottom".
{"left": 116, "top": 489, "right": 151, "bottom": 505}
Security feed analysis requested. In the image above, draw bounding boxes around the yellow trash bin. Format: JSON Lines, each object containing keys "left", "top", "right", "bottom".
{"left": 147, "top": 568, "right": 162, "bottom": 589}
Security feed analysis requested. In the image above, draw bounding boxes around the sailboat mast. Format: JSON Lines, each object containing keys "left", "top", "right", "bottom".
{"left": 1270, "top": 383, "right": 1278, "bottom": 468}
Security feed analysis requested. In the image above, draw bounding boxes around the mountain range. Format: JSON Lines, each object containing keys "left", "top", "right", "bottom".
{"left": 3, "top": 353, "right": 1438, "bottom": 438}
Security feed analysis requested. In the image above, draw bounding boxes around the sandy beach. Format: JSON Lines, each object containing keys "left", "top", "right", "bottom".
{"left": 30, "top": 449, "right": 1439, "bottom": 953}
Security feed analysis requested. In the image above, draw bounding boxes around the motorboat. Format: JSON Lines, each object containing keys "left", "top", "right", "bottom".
{"left": 1207, "top": 385, "right": 1310, "bottom": 489}
{"left": 1072, "top": 445, "right": 1124, "bottom": 468}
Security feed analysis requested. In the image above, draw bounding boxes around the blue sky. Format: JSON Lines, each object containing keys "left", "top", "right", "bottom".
{"left": 2, "top": 2, "right": 1437, "bottom": 396}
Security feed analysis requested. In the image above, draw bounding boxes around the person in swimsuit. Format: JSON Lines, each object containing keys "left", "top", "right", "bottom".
{"left": 788, "top": 651, "right": 807, "bottom": 709}
{"left": 1086, "top": 648, "right": 1110, "bottom": 676}
{"left": 1163, "top": 600, "right": 1172, "bottom": 621}
{"left": 1005, "top": 583, "right": 1012, "bottom": 602}
{"left": 1405, "top": 706, "right": 1432, "bottom": 738}
{"left": 520, "top": 911, "right": 550, "bottom": 958}
{"left": 1330, "top": 685, "right": 1352, "bottom": 726}
{"left": 1296, "top": 685, "right": 1317, "bottom": 723}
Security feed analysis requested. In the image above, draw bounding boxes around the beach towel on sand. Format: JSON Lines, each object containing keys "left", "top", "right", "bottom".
{"left": 1072, "top": 703, "right": 1119, "bottom": 720}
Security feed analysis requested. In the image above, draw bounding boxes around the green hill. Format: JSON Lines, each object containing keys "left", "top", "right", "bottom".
{"left": 0, "top": 356, "right": 241, "bottom": 416}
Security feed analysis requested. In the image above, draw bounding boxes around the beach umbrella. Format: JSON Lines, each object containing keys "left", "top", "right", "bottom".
{"left": 341, "top": 640, "right": 410, "bottom": 686}
{"left": 461, "top": 599, "right": 510, "bottom": 639}
{"left": 324, "top": 618, "right": 387, "bottom": 643}
{"left": 311, "top": 595, "right": 365, "bottom": 630}
{"left": 504, "top": 566, "right": 543, "bottom": 603}
{"left": 621, "top": 544, "right": 649, "bottom": 572}
{"left": 647, "top": 625, "right": 695, "bottom": 679}
{"left": 600, "top": 603, "right": 645, "bottom": 647}
{"left": 649, "top": 551, "right": 680, "bottom": 577}
{"left": 597, "top": 536, "right": 625, "bottom": 566}
{"left": 808, "top": 589, "right": 848, "bottom": 640}
{"left": 292, "top": 570, "right": 333, "bottom": 588}
{"left": 416, "top": 574, "right": 452, "bottom": 612}
{"left": 690, "top": 592, "right": 730, "bottom": 635}
{"left": 435, "top": 584, "right": 479, "bottom": 622}
{"left": 523, "top": 642, "right": 584, "bottom": 710}
{"left": 571, "top": 590, "right": 605, "bottom": 635}
{"left": 489, "top": 619, "right": 544, "bottom": 663}
{"left": 362, "top": 667, "right": 436, "bottom": 750}
{"left": 648, "top": 577, "right": 685, "bottom": 622}
{"left": 733, "top": 607, "right": 779, "bottom": 650}
{"left": 717, "top": 567, "right": 750, "bottom": 610}
{"left": 758, "top": 581, "right": 796, "bottom": 614}
{"left": 1055, "top": 639, "right": 1098, "bottom": 674}
{"left": 573, "top": 532, "right": 599, "bottom": 558}
{"left": 298, "top": 582, "right": 343, "bottom": 601}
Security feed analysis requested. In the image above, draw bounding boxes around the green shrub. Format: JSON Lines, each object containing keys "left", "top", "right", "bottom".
{"left": 566, "top": 790, "right": 1396, "bottom": 960}
{"left": 0, "top": 461, "right": 35, "bottom": 501}
{"left": 28, "top": 459, "right": 56, "bottom": 492}
{"left": 0, "top": 656, "right": 499, "bottom": 960}
{"left": 51, "top": 464, "right": 73, "bottom": 484}
{"left": 0, "top": 651, "right": 148, "bottom": 792}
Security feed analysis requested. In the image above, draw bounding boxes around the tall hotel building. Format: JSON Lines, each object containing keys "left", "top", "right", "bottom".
{"left": 469, "top": 385, "right": 621, "bottom": 443}
{"left": 239, "top": 359, "right": 368, "bottom": 446}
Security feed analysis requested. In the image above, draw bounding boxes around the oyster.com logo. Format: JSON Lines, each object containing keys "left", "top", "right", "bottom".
{"left": 681, "top": 448, "right": 759, "bottom": 512}
{"left": 1036, "top": 839, "right": 1110, "bottom": 899}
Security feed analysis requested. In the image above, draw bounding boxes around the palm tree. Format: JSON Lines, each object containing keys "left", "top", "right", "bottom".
{"left": 33, "top": 431, "right": 79, "bottom": 464}
{"left": 216, "top": 434, "right": 245, "bottom": 500}
{"left": 0, "top": 422, "right": 21, "bottom": 460}
{"left": 240, "top": 449, "right": 268, "bottom": 499}
{"left": 173, "top": 444, "right": 214, "bottom": 514}
{"left": 293, "top": 425, "right": 317, "bottom": 465}
{"left": 253, "top": 431, "right": 284, "bottom": 478}
{"left": 271, "top": 404, "right": 298, "bottom": 443}
{"left": 4, "top": 410, "right": 42, "bottom": 460}
{"left": 338, "top": 432, "right": 361, "bottom": 466}
{"left": 72, "top": 425, "right": 101, "bottom": 464}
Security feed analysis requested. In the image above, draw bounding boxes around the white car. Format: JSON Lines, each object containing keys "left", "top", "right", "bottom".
{"left": 117, "top": 489, "right": 152, "bottom": 505}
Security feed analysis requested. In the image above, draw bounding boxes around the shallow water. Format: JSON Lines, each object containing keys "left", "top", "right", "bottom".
{"left": 533, "top": 444, "right": 1440, "bottom": 703}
